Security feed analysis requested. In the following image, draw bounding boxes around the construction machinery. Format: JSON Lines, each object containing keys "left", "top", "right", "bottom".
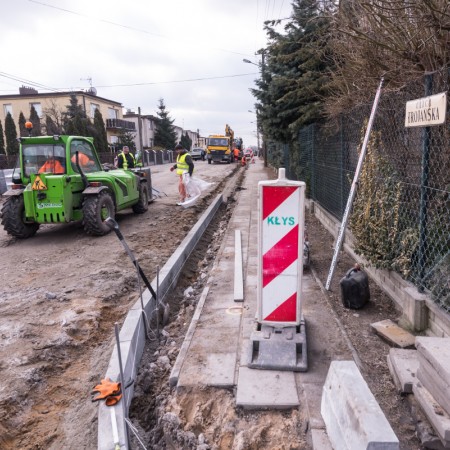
{"left": 206, "top": 124, "right": 235, "bottom": 164}
{"left": 1, "top": 131, "right": 153, "bottom": 238}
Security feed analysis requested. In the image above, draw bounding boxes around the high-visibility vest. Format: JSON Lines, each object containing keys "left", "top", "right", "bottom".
{"left": 119, "top": 151, "right": 135, "bottom": 169}
{"left": 176, "top": 153, "right": 189, "bottom": 175}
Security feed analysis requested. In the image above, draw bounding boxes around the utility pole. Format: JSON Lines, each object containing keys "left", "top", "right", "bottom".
{"left": 138, "top": 107, "right": 143, "bottom": 152}
{"left": 260, "top": 50, "right": 268, "bottom": 167}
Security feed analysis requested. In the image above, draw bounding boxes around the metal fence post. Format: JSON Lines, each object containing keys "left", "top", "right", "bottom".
{"left": 283, "top": 143, "right": 289, "bottom": 177}
{"left": 339, "top": 115, "right": 345, "bottom": 217}
{"left": 311, "top": 124, "right": 316, "bottom": 200}
{"left": 418, "top": 73, "right": 433, "bottom": 292}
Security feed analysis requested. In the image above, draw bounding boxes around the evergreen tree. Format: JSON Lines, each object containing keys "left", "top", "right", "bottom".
{"left": 93, "top": 108, "right": 108, "bottom": 153}
{"left": 63, "top": 94, "right": 90, "bottom": 136}
{"left": 180, "top": 132, "right": 192, "bottom": 151}
{"left": 153, "top": 98, "right": 177, "bottom": 149}
{"left": 117, "top": 129, "right": 136, "bottom": 151}
{"left": 5, "top": 112, "right": 19, "bottom": 155}
{"left": 45, "top": 115, "right": 61, "bottom": 135}
{"left": 252, "top": 0, "right": 333, "bottom": 143}
{"left": 0, "top": 120, "right": 5, "bottom": 155}
{"left": 29, "top": 105, "right": 42, "bottom": 136}
{"left": 18, "top": 112, "right": 27, "bottom": 137}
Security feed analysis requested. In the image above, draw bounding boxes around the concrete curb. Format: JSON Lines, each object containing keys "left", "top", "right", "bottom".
{"left": 97, "top": 193, "right": 223, "bottom": 450}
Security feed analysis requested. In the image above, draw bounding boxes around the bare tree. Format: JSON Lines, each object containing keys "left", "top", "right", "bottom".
{"left": 43, "top": 99, "right": 64, "bottom": 134}
{"left": 326, "top": 0, "right": 450, "bottom": 115}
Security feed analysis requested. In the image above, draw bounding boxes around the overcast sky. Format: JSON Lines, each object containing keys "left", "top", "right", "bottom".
{"left": 0, "top": 0, "right": 292, "bottom": 147}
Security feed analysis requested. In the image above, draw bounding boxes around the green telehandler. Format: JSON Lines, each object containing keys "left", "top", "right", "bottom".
{"left": 1, "top": 133, "right": 153, "bottom": 238}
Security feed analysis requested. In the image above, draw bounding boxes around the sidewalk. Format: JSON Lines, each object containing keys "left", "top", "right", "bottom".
{"left": 171, "top": 160, "right": 354, "bottom": 447}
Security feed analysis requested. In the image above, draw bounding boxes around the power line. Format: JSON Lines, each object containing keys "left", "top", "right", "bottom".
{"left": 69, "top": 73, "right": 259, "bottom": 89}
{"left": 28, "top": 0, "right": 254, "bottom": 58}
{"left": 0, "top": 71, "right": 59, "bottom": 92}
{"left": 0, "top": 71, "right": 258, "bottom": 93}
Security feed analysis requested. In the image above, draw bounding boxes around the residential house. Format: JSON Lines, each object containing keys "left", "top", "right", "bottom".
{"left": 123, "top": 111, "right": 158, "bottom": 150}
{"left": 0, "top": 86, "right": 135, "bottom": 151}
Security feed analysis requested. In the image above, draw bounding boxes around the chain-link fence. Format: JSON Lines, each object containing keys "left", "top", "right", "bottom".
{"left": 268, "top": 68, "right": 450, "bottom": 312}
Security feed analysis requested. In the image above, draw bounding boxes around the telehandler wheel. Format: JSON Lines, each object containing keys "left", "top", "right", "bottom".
{"left": 1, "top": 195, "right": 39, "bottom": 238}
{"left": 82, "top": 190, "right": 115, "bottom": 236}
{"left": 132, "top": 182, "right": 149, "bottom": 214}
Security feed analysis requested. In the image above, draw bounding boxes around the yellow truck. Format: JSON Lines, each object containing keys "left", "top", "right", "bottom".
{"left": 206, "top": 124, "right": 234, "bottom": 164}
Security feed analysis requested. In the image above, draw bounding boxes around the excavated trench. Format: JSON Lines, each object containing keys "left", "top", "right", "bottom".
{"left": 127, "top": 170, "right": 246, "bottom": 449}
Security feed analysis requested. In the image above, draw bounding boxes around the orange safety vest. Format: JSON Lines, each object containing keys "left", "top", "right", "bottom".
{"left": 71, "top": 152, "right": 92, "bottom": 166}
{"left": 39, "top": 159, "right": 65, "bottom": 174}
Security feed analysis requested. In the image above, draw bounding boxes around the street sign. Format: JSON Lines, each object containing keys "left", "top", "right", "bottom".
{"left": 405, "top": 92, "right": 447, "bottom": 127}
{"left": 257, "top": 169, "right": 305, "bottom": 325}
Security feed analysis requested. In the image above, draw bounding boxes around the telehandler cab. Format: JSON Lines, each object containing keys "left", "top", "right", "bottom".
{"left": 1, "top": 131, "right": 153, "bottom": 238}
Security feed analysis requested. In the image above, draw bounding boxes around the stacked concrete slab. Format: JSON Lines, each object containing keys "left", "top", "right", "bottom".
{"left": 387, "top": 348, "right": 419, "bottom": 394}
{"left": 321, "top": 360, "right": 399, "bottom": 450}
{"left": 414, "top": 337, "right": 450, "bottom": 447}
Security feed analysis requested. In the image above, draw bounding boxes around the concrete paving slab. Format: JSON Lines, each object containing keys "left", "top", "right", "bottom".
{"left": 387, "top": 348, "right": 419, "bottom": 393}
{"left": 416, "top": 337, "right": 450, "bottom": 380}
{"left": 321, "top": 360, "right": 399, "bottom": 450}
{"left": 196, "top": 306, "right": 242, "bottom": 328}
{"left": 413, "top": 381, "right": 450, "bottom": 446}
{"left": 418, "top": 360, "right": 450, "bottom": 417}
{"left": 177, "top": 352, "right": 237, "bottom": 390}
{"left": 371, "top": 319, "right": 416, "bottom": 348}
{"left": 183, "top": 326, "right": 239, "bottom": 353}
{"left": 235, "top": 366, "right": 299, "bottom": 409}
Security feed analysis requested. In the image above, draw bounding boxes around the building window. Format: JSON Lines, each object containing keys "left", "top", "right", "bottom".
{"left": 149, "top": 121, "right": 153, "bottom": 130}
{"left": 3, "top": 104, "right": 12, "bottom": 116}
{"left": 30, "top": 102, "right": 42, "bottom": 117}
{"left": 149, "top": 138, "right": 154, "bottom": 147}
{"left": 108, "top": 108, "right": 118, "bottom": 119}
{"left": 90, "top": 103, "right": 100, "bottom": 118}
{"left": 110, "top": 136, "right": 119, "bottom": 144}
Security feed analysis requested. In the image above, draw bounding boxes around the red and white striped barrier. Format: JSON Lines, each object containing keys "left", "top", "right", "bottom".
{"left": 257, "top": 169, "right": 305, "bottom": 325}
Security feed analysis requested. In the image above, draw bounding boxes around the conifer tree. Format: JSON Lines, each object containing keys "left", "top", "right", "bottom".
{"left": 45, "top": 115, "right": 61, "bottom": 135}
{"left": 93, "top": 108, "right": 108, "bottom": 153}
{"left": 252, "top": 0, "right": 333, "bottom": 143}
{"left": 0, "top": 120, "right": 5, "bottom": 155}
{"left": 117, "top": 129, "right": 136, "bottom": 151}
{"left": 63, "top": 94, "right": 90, "bottom": 136}
{"left": 180, "top": 132, "right": 192, "bottom": 151}
{"left": 18, "top": 112, "right": 27, "bottom": 137}
{"left": 29, "top": 105, "right": 42, "bottom": 136}
{"left": 154, "top": 98, "right": 177, "bottom": 149}
{"left": 5, "top": 112, "right": 19, "bottom": 155}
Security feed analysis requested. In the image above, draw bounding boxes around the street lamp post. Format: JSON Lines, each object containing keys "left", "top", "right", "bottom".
{"left": 244, "top": 54, "right": 267, "bottom": 166}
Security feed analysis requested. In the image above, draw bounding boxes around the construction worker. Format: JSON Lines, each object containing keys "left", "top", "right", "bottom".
{"left": 38, "top": 157, "right": 65, "bottom": 174}
{"left": 233, "top": 147, "right": 240, "bottom": 162}
{"left": 71, "top": 152, "right": 95, "bottom": 170}
{"left": 117, "top": 146, "right": 135, "bottom": 169}
{"left": 170, "top": 143, "right": 194, "bottom": 204}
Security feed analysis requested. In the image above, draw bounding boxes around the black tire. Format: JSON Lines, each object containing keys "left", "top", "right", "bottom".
{"left": 1, "top": 195, "right": 39, "bottom": 238}
{"left": 132, "top": 182, "right": 149, "bottom": 214}
{"left": 208, "top": 159, "right": 211, "bottom": 165}
{"left": 82, "top": 191, "right": 115, "bottom": 236}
